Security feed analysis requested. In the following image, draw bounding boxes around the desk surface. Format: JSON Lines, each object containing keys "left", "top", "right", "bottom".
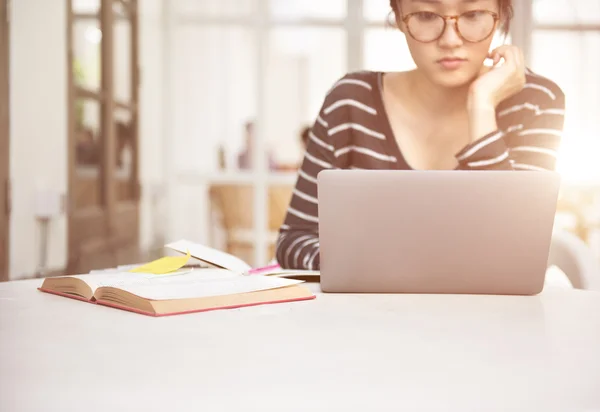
{"left": 1, "top": 279, "right": 600, "bottom": 412}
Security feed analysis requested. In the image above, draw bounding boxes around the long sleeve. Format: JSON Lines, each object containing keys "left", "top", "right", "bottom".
{"left": 274, "top": 71, "right": 566, "bottom": 270}
{"left": 455, "top": 73, "right": 566, "bottom": 171}
{"left": 275, "top": 108, "right": 335, "bottom": 270}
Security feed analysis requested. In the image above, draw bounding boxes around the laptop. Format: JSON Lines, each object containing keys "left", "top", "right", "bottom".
{"left": 317, "top": 169, "right": 561, "bottom": 295}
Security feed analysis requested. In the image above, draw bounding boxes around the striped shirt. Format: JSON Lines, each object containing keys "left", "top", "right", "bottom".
{"left": 275, "top": 69, "right": 566, "bottom": 270}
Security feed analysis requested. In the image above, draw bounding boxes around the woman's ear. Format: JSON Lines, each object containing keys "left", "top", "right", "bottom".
{"left": 387, "top": 10, "right": 403, "bottom": 32}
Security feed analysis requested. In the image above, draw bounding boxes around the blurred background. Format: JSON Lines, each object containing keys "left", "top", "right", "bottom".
{"left": 0, "top": 0, "right": 599, "bottom": 280}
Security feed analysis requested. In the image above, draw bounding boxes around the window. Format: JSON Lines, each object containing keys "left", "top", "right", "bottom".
{"left": 67, "top": 0, "right": 141, "bottom": 273}
{"left": 364, "top": 28, "right": 416, "bottom": 72}
{"left": 269, "top": 0, "right": 347, "bottom": 20}
{"left": 363, "top": 0, "right": 392, "bottom": 23}
{"left": 530, "top": 0, "right": 600, "bottom": 183}
{"left": 73, "top": 0, "right": 100, "bottom": 14}
{"left": 266, "top": 27, "right": 346, "bottom": 168}
{"left": 172, "top": 0, "right": 257, "bottom": 17}
{"left": 533, "top": 0, "right": 600, "bottom": 25}
{"left": 170, "top": 25, "right": 257, "bottom": 172}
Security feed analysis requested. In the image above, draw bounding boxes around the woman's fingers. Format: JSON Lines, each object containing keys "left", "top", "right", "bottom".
{"left": 488, "top": 45, "right": 509, "bottom": 67}
{"left": 488, "top": 45, "right": 524, "bottom": 70}
{"left": 486, "top": 51, "right": 501, "bottom": 66}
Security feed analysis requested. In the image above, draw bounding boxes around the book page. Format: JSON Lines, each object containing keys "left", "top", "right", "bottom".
{"left": 165, "top": 239, "right": 252, "bottom": 273}
{"left": 89, "top": 263, "right": 152, "bottom": 274}
{"left": 69, "top": 268, "right": 196, "bottom": 292}
{"left": 110, "top": 273, "right": 304, "bottom": 301}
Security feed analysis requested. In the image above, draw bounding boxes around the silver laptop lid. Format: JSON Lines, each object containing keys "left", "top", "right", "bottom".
{"left": 317, "top": 170, "right": 561, "bottom": 295}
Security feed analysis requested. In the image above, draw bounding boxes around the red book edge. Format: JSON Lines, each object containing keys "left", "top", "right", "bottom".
{"left": 38, "top": 287, "right": 316, "bottom": 317}
{"left": 95, "top": 294, "right": 316, "bottom": 317}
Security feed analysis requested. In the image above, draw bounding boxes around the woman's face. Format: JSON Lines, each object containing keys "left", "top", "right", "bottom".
{"left": 397, "top": 0, "right": 501, "bottom": 88}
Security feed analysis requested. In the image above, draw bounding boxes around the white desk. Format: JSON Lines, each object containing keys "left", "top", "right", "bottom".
{"left": 1, "top": 279, "right": 600, "bottom": 412}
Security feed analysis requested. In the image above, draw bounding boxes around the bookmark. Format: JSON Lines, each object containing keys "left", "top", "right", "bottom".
{"left": 129, "top": 249, "right": 192, "bottom": 275}
{"left": 246, "top": 263, "right": 281, "bottom": 275}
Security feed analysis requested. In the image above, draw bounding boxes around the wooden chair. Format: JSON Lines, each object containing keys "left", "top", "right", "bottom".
{"left": 267, "top": 185, "right": 293, "bottom": 258}
{"left": 548, "top": 230, "right": 600, "bottom": 291}
{"left": 209, "top": 184, "right": 293, "bottom": 266}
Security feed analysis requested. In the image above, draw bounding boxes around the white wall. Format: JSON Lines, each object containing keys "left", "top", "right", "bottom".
{"left": 10, "top": 0, "right": 68, "bottom": 279}
{"left": 165, "top": 18, "right": 258, "bottom": 247}
{"left": 138, "top": 0, "right": 167, "bottom": 256}
{"left": 267, "top": 27, "right": 346, "bottom": 165}
{"left": 8, "top": 0, "right": 165, "bottom": 279}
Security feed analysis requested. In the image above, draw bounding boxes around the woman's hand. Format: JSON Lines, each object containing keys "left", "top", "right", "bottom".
{"left": 465, "top": 45, "right": 526, "bottom": 143}
{"left": 468, "top": 45, "right": 526, "bottom": 112}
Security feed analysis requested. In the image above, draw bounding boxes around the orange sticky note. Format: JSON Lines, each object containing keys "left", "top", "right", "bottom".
{"left": 129, "top": 249, "right": 191, "bottom": 274}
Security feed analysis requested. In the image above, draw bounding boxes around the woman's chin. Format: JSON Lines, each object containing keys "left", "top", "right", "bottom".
{"left": 430, "top": 69, "right": 477, "bottom": 89}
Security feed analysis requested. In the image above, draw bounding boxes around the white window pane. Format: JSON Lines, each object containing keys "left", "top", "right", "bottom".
{"left": 171, "top": 26, "right": 257, "bottom": 172}
{"left": 269, "top": 0, "right": 347, "bottom": 20}
{"left": 364, "top": 0, "right": 393, "bottom": 23}
{"left": 363, "top": 28, "right": 416, "bottom": 72}
{"left": 531, "top": 30, "right": 600, "bottom": 183}
{"left": 114, "top": 19, "right": 131, "bottom": 103}
{"left": 265, "top": 28, "right": 346, "bottom": 168}
{"left": 533, "top": 0, "right": 600, "bottom": 25}
{"left": 73, "top": 20, "right": 101, "bottom": 91}
{"left": 73, "top": 0, "right": 99, "bottom": 14}
{"left": 173, "top": 0, "right": 257, "bottom": 16}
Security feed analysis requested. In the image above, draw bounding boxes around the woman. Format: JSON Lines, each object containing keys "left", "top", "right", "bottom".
{"left": 276, "top": 0, "right": 565, "bottom": 270}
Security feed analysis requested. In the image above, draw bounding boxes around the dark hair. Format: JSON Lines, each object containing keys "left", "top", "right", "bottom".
{"left": 389, "top": 0, "right": 513, "bottom": 35}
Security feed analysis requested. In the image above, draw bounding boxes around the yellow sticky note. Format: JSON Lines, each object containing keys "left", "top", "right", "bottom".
{"left": 129, "top": 249, "right": 191, "bottom": 274}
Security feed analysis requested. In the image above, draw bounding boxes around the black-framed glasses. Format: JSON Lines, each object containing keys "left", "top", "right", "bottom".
{"left": 402, "top": 10, "right": 499, "bottom": 43}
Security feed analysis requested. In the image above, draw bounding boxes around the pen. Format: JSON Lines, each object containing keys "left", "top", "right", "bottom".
{"left": 247, "top": 263, "right": 281, "bottom": 275}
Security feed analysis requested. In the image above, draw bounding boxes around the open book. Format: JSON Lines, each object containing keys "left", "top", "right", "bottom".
{"left": 39, "top": 268, "right": 315, "bottom": 317}
{"left": 164, "top": 239, "right": 320, "bottom": 280}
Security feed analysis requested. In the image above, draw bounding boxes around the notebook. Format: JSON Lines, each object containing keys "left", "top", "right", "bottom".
{"left": 39, "top": 268, "right": 315, "bottom": 317}
{"left": 165, "top": 239, "right": 320, "bottom": 280}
